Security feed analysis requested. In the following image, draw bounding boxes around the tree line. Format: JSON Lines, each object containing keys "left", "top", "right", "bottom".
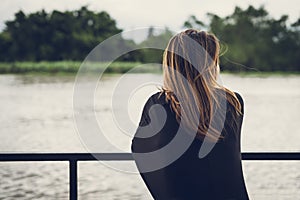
{"left": 184, "top": 6, "right": 300, "bottom": 72}
{"left": 0, "top": 6, "right": 299, "bottom": 72}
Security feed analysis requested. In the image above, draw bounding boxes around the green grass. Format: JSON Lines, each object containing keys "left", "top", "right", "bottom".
{"left": 0, "top": 61, "right": 298, "bottom": 76}
{"left": 222, "top": 70, "right": 300, "bottom": 77}
{"left": 0, "top": 61, "right": 162, "bottom": 74}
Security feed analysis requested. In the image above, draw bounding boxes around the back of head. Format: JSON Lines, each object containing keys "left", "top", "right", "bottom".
{"left": 162, "top": 29, "right": 241, "bottom": 142}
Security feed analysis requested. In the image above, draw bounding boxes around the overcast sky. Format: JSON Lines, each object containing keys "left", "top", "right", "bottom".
{"left": 1, "top": 0, "right": 299, "bottom": 40}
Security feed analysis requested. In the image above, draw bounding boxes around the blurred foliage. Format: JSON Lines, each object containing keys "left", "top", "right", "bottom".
{"left": 0, "top": 5, "right": 299, "bottom": 72}
{"left": 137, "top": 27, "right": 173, "bottom": 63}
{"left": 184, "top": 5, "right": 300, "bottom": 72}
{"left": 0, "top": 6, "right": 124, "bottom": 61}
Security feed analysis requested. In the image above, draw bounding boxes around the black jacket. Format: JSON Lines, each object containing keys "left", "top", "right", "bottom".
{"left": 131, "top": 92, "right": 249, "bottom": 200}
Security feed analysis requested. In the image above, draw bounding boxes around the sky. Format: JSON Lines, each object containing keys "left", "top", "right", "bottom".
{"left": 1, "top": 0, "right": 299, "bottom": 41}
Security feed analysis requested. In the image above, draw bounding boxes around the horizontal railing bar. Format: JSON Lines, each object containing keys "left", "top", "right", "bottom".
{"left": 241, "top": 152, "right": 300, "bottom": 160}
{"left": 0, "top": 153, "right": 133, "bottom": 161}
{"left": 0, "top": 153, "right": 300, "bottom": 161}
{"left": 2, "top": 152, "right": 299, "bottom": 200}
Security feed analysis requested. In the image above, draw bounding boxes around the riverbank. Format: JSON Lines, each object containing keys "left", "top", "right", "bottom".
{"left": 0, "top": 61, "right": 299, "bottom": 76}
{"left": 0, "top": 61, "right": 160, "bottom": 74}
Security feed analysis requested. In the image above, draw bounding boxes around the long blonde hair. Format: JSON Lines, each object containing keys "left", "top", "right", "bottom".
{"left": 162, "top": 29, "right": 241, "bottom": 142}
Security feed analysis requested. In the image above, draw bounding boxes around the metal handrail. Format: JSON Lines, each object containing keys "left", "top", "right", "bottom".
{"left": 1, "top": 152, "right": 300, "bottom": 200}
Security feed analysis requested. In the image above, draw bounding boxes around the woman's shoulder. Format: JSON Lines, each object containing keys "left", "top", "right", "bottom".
{"left": 145, "top": 91, "right": 168, "bottom": 106}
{"left": 233, "top": 92, "right": 244, "bottom": 106}
{"left": 234, "top": 92, "right": 244, "bottom": 110}
{"left": 138, "top": 91, "right": 168, "bottom": 125}
{"left": 233, "top": 91, "right": 244, "bottom": 115}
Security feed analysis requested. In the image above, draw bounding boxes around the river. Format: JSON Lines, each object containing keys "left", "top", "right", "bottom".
{"left": 0, "top": 73, "right": 299, "bottom": 200}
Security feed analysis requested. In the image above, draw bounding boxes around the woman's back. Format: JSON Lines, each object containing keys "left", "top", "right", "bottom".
{"left": 131, "top": 91, "right": 249, "bottom": 200}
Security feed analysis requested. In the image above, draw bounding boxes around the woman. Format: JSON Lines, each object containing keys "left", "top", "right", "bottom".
{"left": 131, "top": 29, "right": 249, "bottom": 200}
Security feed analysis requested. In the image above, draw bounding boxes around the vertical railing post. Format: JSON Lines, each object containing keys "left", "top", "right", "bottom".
{"left": 69, "top": 160, "right": 78, "bottom": 200}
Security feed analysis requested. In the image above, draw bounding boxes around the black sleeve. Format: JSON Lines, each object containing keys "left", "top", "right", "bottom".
{"left": 131, "top": 93, "right": 156, "bottom": 153}
{"left": 131, "top": 93, "right": 172, "bottom": 199}
{"left": 131, "top": 92, "right": 168, "bottom": 153}
{"left": 138, "top": 95, "right": 154, "bottom": 126}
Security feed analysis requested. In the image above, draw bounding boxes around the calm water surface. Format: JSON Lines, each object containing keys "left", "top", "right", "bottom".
{"left": 0, "top": 73, "right": 299, "bottom": 200}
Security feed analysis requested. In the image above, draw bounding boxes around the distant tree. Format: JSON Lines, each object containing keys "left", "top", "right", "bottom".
{"left": 147, "top": 26, "right": 155, "bottom": 38}
{"left": 0, "top": 6, "right": 123, "bottom": 61}
{"left": 139, "top": 27, "right": 173, "bottom": 63}
{"left": 183, "top": 15, "right": 206, "bottom": 30}
{"left": 183, "top": 5, "right": 300, "bottom": 72}
{"left": 0, "top": 5, "right": 299, "bottom": 72}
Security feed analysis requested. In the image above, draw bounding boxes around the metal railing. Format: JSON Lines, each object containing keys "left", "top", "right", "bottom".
{"left": 1, "top": 152, "right": 300, "bottom": 200}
